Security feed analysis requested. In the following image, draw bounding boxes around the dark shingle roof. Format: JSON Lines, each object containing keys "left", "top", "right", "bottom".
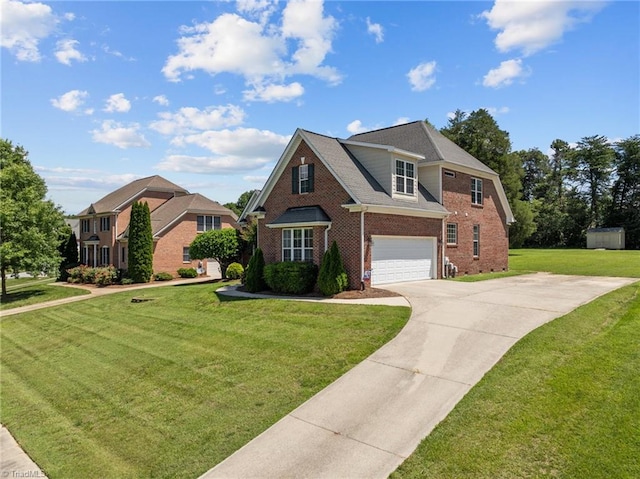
{"left": 300, "top": 130, "right": 448, "bottom": 215}
{"left": 78, "top": 175, "right": 188, "bottom": 215}
{"left": 150, "top": 193, "right": 236, "bottom": 236}
{"left": 348, "top": 121, "right": 496, "bottom": 175}
{"left": 269, "top": 206, "right": 331, "bottom": 226}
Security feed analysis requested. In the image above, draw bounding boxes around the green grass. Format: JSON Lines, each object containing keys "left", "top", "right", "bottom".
{"left": 1, "top": 277, "right": 90, "bottom": 311}
{"left": 392, "top": 281, "right": 640, "bottom": 479}
{"left": 509, "top": 248, "right": 640, "bottom": 277}
{"left": 0, "top": 281, "right": 409, "bottom": 478}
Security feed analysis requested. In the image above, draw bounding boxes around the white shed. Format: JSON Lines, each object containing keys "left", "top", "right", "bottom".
{"left": 586, "top": 227, "right": 625, "bottom": 250}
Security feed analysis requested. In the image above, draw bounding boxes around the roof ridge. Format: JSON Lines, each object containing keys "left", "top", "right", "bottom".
{"left": 348, "top": 121, "right": 422, "bottom": 139}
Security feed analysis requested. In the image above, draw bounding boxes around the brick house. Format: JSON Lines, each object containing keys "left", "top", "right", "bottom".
{"left": 78, "top": 175, "right": 238, "bottom": 276}
{"left": 241, "top": 121, "right": 514, "bottom": 288}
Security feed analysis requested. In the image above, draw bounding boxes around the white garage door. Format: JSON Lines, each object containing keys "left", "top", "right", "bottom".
{"left": 371, "top": 236, "right": 436, "bottom": 285}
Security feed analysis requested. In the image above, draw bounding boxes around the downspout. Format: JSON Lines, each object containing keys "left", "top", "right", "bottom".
{"left": 115, "top": 212, "right": 119, "bottom": 269}
{"left": 442, "top": 221, "right": 446, "bottom": 279}
{"left": 360, "top": 207, "right": 367, "bottom": 287}
{"left": 324, "top": 223, "right": 332, "bottom": 252}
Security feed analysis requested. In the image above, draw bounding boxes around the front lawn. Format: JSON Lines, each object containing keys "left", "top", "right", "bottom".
{"left": 0, "top": 282, "right": 409, "bottom": 478}
{"left": 509, "top": 248, "right": 640, "bottom": 277}
{"left": 1, "top": 277, "right": 89, "bottom": 311}
{"left": 392, "top": 282, "right": 640, "bottom": 479}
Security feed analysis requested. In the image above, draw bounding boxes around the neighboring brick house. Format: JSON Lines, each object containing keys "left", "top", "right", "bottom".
{"left": 240, "top": 121, "right": 514, "bottom": 288}
{"left": 78, "top": 175, "right": 238, "bottom": 276}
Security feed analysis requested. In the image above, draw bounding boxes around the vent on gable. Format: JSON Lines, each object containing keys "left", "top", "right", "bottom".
{"left": 444, "top": 170, "right": 456, "bottom": 178}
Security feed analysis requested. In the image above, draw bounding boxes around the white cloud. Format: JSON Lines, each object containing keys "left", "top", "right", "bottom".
{"left": 366, "top": 17, "right": 384, "bottom": 43}
{"left": 393, "top": 117, "right": 410, "bottom": 126}
{"left": 152, "top": 95, "right": 169, "bottom": 106}
{"left": 149, "top": 104, "right": 246, "bottom": 135}
{"left": 243, "top": 81, "right": 304, "bottom": 102}
{"left": 486, "top": 106, "right": 510, "bottom": 116}
{"left": 162, "top": 0, "right": 340, "bottom": 101}
{"left": 104, "top": 93, "right": 131, "bottom": 113}
{"left": 407, "top": 61, "right": 437, "bottom": 91}
{"left": 481, "top": 0, "right": 606, "bottom": 56}
{"left": 1, "top": 0, "right": 58, "bottom": 61}
{"left": 243, "top": 175, "right": 269, "bottom": 184}
{"left": 51, "top": 89, "right": 89, "bottom": 113}
{"left": 483, "top": 58, "right": 529, "bottom": 88}
{"left": 91, "top": 120, "right": 150, "bottom": 149}
{"left": 55, "top": 38, "right": 87, "bottom": 65}
{"left": 347, "top": 120, "right": 367, "bottom": 134}
{"left": 160, "top": 128, "right": 290, "bottom": 173}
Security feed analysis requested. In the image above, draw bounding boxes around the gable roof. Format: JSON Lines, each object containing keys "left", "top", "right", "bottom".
{"left": 348, "top": 121, "right": 497, "bottom": 175}
{"left": 150, "top": 193, "right": 236, "bottom": 236}
{"left": 117, "top": 193, "right": 236, "bottom": 239}
{"left": 78, "top": 175, "right": 188, "bottom": 215}
{"left": 299, "top": 130, "right": 447, "bottom": 215}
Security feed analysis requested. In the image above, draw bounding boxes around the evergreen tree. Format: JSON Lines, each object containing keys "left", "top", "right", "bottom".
{"left": 244, "top": 247, "right": 266, "bottom": 293}
{"left": 128, "top": 201, "right": 153, "bottom": 283}
{"left": 317, "top": 241, "right": 348, "bottom": 296}
{"left": 605, "top": 135, "right": 640, "bottom": 248}
{"left": 58, "top": 230, "right": 79, "bottom": 281}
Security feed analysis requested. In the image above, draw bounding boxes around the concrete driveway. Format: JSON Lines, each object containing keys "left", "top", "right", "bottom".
{"left": 202, "top": 273, "right": 635, "bottom": 479}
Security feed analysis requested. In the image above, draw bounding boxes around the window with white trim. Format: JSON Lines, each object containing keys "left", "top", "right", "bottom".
{"left": 395, "top": 159, "right": 416, "bottom": 196}
{"left": 100, "top": 216, "right": 111, "bottom": 231}
{"left": 100, "top": 246, "right": 110, "bottom": 265}
{"left": 446, "top": 223, "right": 458, "bottom": 245}
{"left": 471, "top": 178, "right": 483, "bottom": 205}
{"left": 292, "top": 164, "right": 314, "bottom": 194}
{"left": 473, "top": 225, "right": 480, "bottom": 257}
{"left": 282, "top": 228, "right": 313, "bottom": 262}
{"left": 197, "top": 215, "right": 221, "bottom": 232}
{"left": 183, "top": 247, "right": 190, "bottom": 263}
{"left": 81, "top": 219, "right": 90, "bottom": 233}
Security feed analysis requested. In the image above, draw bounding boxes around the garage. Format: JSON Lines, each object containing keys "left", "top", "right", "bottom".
{"left": 371, "top": 236, "right": 436, "bottom": 285}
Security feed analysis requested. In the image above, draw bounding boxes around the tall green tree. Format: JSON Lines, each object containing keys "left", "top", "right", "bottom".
{"left": 189, "top": 228, "right": 239, "bottom": 278}
{"left": 128, "top": 201, "right": 153, "bottom": 283}
{"left": 224, "top": 189, "right": 258, "bottom": 216}
{"left": 606, "top": 135, "right": 640, "bottom": 248}
{"left": 0, "top": 139, "right": 67, "bottom": 297}
{"left": 518, "top": 148, "right": 551, "bottom": 201}
{"left": 58, "top": 230, "right": 79, "bottom": 281}
{"left": 570, "top": 135, "right": 615, "bottom": 228}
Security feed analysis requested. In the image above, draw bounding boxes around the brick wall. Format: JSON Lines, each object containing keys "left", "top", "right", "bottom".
{"left": 441, "top": 169, "right": 508, "bottom": 275}
{"left": 258, "top": 140, "right": 447, "bottom": 288}
{"left": 363, "top": 213, "right": 443, "bottom": 280}
{"left": 151, "top": 214, "right": 237, "bottom": 276}
{"left": 259, "top": 140, "right": 362, "bottom": 289}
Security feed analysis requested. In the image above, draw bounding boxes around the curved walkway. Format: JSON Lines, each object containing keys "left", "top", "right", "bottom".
{"left": 201, "top": 273, "right": 635, "bottom": 479}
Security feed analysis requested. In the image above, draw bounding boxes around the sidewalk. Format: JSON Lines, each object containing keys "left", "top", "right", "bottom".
{"left": 0, "top": 276, "right": 215, "bottom": 317}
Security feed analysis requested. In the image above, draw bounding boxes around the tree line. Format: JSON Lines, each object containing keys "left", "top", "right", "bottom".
{"left": 440, "top": 109, "right": 639, "bottom": 249}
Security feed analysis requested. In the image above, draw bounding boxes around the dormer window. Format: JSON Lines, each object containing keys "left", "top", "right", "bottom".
{"left": 394, "top": 159, "right": 416, "bottom": 196}
{"left": 292, "top": 164, "right": 314, "bottom": 194}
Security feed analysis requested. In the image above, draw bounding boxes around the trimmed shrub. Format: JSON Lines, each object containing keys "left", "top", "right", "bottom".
{"left": 94, "top": 266, "right": 117, "bottom": 286}
{"left": 225, "top": 262, "right": 244, "bottom": 280}
{"left": 317, "top": 241, "right": 349, "bottom": 296}
{"left": 263, "top": 262, "right": 318, "bottom": 295}
{"left": 121, "top": 278, "right": 134, "bottom": 285}
{"left": 244, "top": 248, "right": 266, "bottom": 293}
{"left": 128, "top": 201, "right": 153, "bottom": 283}
{"left": 177, "top": 267, "right": 198, "bottom": 278}
{"left": 154, "top": 272, "right": 173, "bottom": 281}
{"left": 66, "top": 265, "right": 116, "bottom": 285}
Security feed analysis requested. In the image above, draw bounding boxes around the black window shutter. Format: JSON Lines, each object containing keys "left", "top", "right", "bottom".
{"left": 308, "top": 164, "right": 314, "bottom": 192}
{"left": 292, "top": 166, "right": 299, "bottom": 194}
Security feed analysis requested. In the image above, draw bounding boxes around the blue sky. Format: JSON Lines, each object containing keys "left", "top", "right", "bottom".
{"left": 2, "top": 0, "right": 638, "bottom": 215}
